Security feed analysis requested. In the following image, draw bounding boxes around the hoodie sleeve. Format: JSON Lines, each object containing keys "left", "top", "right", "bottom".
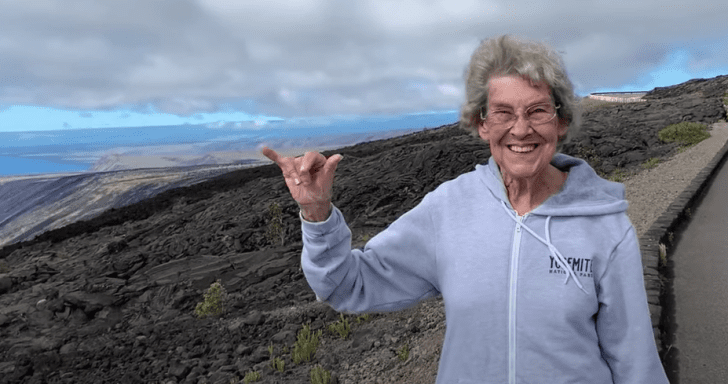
{"left": 300, "top": 196, "right": 440, "bottom": 314}
{"left": 595, "top": 225, "right": 669, "bottom": 383}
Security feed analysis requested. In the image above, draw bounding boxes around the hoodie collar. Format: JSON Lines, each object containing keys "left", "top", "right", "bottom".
{"left": 477, "top": 153, "right": 628, "bottom": 217}
{"left": 477, "top": 153, "right": 612, "bottom": 294}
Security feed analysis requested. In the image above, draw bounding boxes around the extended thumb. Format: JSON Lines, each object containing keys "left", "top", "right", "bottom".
{"left": 324, "top": 154, "right": 343, "bottom": 173}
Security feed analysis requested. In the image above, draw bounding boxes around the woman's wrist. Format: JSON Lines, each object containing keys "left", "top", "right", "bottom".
{"left": 299, "top": 202, "right": 332, "bottom": 222}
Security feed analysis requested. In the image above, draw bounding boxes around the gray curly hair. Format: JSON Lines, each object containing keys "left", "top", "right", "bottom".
{"left": 460, "top": 35, "right": 581, "bottom": 148}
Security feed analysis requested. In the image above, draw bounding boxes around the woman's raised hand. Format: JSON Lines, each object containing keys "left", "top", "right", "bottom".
{"left": 261, "top": 147, "right": 343, "bottom": 222}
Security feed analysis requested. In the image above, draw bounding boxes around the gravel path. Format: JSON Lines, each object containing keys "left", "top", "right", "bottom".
{"left": 625, "top": 122, "right": 728, "bottom": 237}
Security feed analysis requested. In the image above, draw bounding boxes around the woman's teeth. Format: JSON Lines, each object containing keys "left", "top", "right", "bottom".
{"left": 508, "top": 144, "right": 537, "bottom": 153}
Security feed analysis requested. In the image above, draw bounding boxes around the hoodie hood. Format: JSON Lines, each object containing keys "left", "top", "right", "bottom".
{"left": 478, "top": 153, "right": 628, "bottom": 217}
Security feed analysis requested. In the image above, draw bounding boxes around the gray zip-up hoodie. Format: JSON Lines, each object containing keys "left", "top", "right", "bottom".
{"left": 301, "top": 153, "right": 668, "bottom": 383}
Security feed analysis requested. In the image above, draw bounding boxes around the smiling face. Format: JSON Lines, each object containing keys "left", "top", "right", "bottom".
{"left": 478, "top": 75, "right": 567, "bottom": 182}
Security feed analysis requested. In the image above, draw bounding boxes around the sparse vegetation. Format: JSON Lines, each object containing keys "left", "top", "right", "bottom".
{"left": 608, "top": 168, "right": 629, "bottom": 182}
{"left": 328, "top": 313, "right": 351, "bottom": 339}
{"left": 292, "top": 323, "right": 322, "bottom": 365}
{"left": 265, "top": 201, "right": 285, "bottom": 246}
{"left": 397, "top": 343, "right": 410, "bottom": 362}
{"left": 575, "top": 146, "right": 602, "bottom": 170}
{"left": 243, "top": 371, "right": 261, "bottom": 383}
{"left": 270, "top": 357, "right": 286, "bottom": 373}
{"left": 356, "top": 313, "right": 371, "bottom": 324}
{"left": 267, "top": 343, "right": 286, "bottom": 373}
{"left": 659, "top": 243, "right": 667, "bottom": 267}
{"left": 310, "top": 365, "right": 332, "bottom": 384}
{"left": 194, "top": 279, "right": 227, "bottom": 318}
{"left": 658, "top": 122, "right": 710, "bottom": 148}
{"left": 0, "top": 260, "right": 9, "bottom": 274}
{"left": 579, "top": 97, "right": 625, "bottom": 112}
{"left": 641, "top": 157, "right": 660, "bottom": 169}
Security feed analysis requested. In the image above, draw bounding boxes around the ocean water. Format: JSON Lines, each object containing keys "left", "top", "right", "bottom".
{"left": 0, "top": 155, "right": 89, "bottom": 176}
{"left": 0, "top": 112, "right": 458, "bottom": 176}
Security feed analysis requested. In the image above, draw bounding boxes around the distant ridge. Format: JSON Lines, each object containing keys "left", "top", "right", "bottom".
{"left": 590, "top": 91, "right": 648, "bottom": 94}
{"left": 588, "top": 91, "right": 648, "bottom": 103}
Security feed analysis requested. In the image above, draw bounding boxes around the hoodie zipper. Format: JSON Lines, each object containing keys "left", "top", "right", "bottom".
{"left": 509, "top": 214, "right": 524, "bottom": 384}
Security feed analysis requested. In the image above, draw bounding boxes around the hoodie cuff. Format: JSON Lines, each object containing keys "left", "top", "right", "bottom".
{"left": 300, "top": 203, "right": 337, "bottom": 229}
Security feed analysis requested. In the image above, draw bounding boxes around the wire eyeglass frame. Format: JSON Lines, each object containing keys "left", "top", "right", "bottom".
{"left": 480, "top": 103, "right": 561, "bottom": 127}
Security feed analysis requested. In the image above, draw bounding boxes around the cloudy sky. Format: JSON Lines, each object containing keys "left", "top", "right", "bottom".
{"left": 1, "top": 0, "right": 727, "bottom": 133}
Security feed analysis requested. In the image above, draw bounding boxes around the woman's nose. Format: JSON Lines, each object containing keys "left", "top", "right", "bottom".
{"left": 508, "top": 114, "right": 533, "bottom": 137}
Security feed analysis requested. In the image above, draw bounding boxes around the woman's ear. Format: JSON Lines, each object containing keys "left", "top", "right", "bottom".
{"left": 478, "top": 120, "right": 490, "bottom": 143}
{"left": 557, "top": 118, "right": 568, "bottom": 138}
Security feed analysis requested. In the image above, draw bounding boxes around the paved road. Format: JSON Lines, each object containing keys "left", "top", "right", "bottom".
{"left": 672, "top": 156, "right": 728, "bottom": 383}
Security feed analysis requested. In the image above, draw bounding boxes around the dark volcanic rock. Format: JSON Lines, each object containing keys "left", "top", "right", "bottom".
{"left": 0, "top": 75, "right": 726, "bottom": 383}
{"left": 0, "top": 276, "right": 11, "bottom": 294}
{"left": 564, "top": 78, "right": 727, "bottom": 174}
{"left": 644, "top": 74, "right": 728, "bottom": 100}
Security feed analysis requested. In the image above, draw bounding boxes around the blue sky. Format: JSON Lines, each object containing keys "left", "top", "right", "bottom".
{"left": 1, "top": 0, "right": 727, "bottom": 135}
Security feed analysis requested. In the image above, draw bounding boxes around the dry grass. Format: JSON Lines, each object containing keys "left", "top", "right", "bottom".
{"left": 578, "top": 97, "right": 626, "bottom": 113}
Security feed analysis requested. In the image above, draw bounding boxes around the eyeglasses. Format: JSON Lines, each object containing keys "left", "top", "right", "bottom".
{"left": 480, "top": 103, "right": 560, "bottom": 127}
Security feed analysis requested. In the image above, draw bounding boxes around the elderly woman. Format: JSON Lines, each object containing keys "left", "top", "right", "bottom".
{"left": 262, "top": 35, "right": 668, "bottom": 383}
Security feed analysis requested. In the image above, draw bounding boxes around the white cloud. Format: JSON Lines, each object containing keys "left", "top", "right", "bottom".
{"left": 362, "top": 0, "right": 499, "bottom": 34}
{"left": 0, "top": 0, "right": 727, "bottom": 125}
{"left": 127, "top": 55, "right": 203, "bottom": 87}
{"left": 438, "top": 83, "right": 461, "bottom": 97}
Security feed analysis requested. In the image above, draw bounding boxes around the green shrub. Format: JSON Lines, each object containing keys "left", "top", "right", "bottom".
{"left": 397, "top": 343, "right": 410, "bottom": 362}
{"left": 265, "top": 202, "right": 285, "bottom": 246}
{"left": 355, "top": 313, "right": 371, "bottom": 324}
{"left": 328, "top": 313, "right": 351, "bottom": 339}
{"left": 267, "top": 343, "right": 286, "bottom": 372}
{"left": 292, "top": 323, "right": 322, "bottom": 365}
{"left": 243, "top": 371, "right": 261, "bottom": 383}
{"left": 270, "top": 357, "right": 285, "bottom": 373}
{"left": 641, "top": 157, "right": 660, "bottom": 169}
{"left": 194, "top": 280, "right": 227, "bottom": 318}
{"left": 658, "top": 122, "right": 710, "bottom": 147}
{"left": 310, "top": 365, "right": 332, "bottom": 384}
